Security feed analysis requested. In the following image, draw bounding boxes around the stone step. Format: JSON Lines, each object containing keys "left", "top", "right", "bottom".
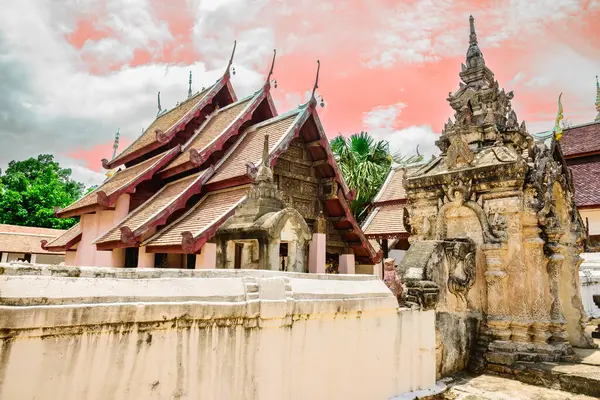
{"left": 486, "top": 361, "right": 600, "bottom": 398}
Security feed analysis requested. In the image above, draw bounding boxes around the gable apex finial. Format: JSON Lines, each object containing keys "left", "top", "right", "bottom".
{"left": 310, "top": 60, "right": 321, "bottom": 104}
{"left": 188, "top": 71, "right": 193, "bottom": 98}
{"left": 157, "top": 91, "right": 162, "bottom": 116}
{"left": 266, "top": 49, "right": 277, "bottom": 86}
{"left": 226, "top": 40, "right": 237, "bottom": 77}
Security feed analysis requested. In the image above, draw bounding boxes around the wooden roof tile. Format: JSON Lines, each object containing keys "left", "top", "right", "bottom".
{"left": 569, "top": 159, "right": 600, "bottom": 207}
{"left": 42, "top": 223, "right": 82, "bottom": 251}
{"left": 95, "top": 173, "right": 202, "bottom": 244}
{"left": 166, "top": 98, "right": 253, "bottom": 170}
{"left": 0, "top": 224, "right": 68, "bottom": 254}
{"left": 145, "top": 187, "right": 247, "bottom": 247}
{"left": 560, "top": 121, "right": 600, "bottom": 157}
{"left": 110, "top": 87, "right": 213, "bottom": 165}
{"left": 208, "top": 112, "right": 299, "bottom": 184}
{"left": 363, "top": 204, "right": 407, "bottom": 237}
{"left": 58, "top": 151, "right": 172, "bottom": 216}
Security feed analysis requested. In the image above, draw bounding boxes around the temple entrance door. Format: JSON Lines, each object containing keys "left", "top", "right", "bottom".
{"left": 124, "top": 248, "right": 138, "bottom": 268}
{"left": 234, "top": 243, "right": 243, "bottom": 269}
{"left": 279, "top": 242, "right": 289, "bottom": 271}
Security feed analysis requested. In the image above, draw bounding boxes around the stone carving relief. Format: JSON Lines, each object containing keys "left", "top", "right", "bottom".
{"left": 445, "top": 239, "right": 477, "bottom": 301}
{"left": 434, "top": 179, "right": 506, "bottom": 244}
{"left": 445, "top": 135, "right": 475, "bottom": 169}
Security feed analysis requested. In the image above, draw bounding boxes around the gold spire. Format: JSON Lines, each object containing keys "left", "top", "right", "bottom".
{"left": 595, "top": 75, "right": 600, "bottom": 122}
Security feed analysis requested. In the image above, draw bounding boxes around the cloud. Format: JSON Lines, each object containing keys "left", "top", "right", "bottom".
{"left": 363, "top": 0, "right": 594, "bottom": 68}
{"left": 0, "top": 0, "right": 264, "bottom": 188}
{"left": 362, "top": 103, "right": 439, "bottom": 158}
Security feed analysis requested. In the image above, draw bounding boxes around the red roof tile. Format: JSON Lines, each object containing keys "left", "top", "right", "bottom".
{"left": 560, "top": 121, "right": 600, "bottom": 157}
{"left": 569, "top": 159, "right": 600, "bottom": 207}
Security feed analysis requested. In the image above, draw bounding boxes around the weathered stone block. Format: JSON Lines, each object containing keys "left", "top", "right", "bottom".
{"left": 485, "top": 351, "right": 517, "bottom": 366}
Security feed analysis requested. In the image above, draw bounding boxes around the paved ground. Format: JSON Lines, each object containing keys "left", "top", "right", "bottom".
{"left": 443, "top": 323, "right": 600, "bottom": 399}
{"left": 574, "top": 323, "right": 600, "bottom": 366}
{"left": 442, "top": 374, "right": 596, "bottom": 400}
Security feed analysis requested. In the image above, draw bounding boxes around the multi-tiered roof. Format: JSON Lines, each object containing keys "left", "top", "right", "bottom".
{"left": 50, "top": 48, "right": 380, "bottom": 265}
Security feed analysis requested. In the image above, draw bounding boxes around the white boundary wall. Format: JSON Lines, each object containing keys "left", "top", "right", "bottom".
{"left": 0, "top": 264, "right": 436, "bottom": 400}
{"left": 580, "top": 253, "right": 600, "bottom": 318}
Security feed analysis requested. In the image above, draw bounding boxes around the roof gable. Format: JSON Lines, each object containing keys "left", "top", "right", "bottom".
{"left": 104, "top": 78, "right": 236, "bottom": 169}
{"left": 57, "top": 147, "right": 180, "bottom": 218}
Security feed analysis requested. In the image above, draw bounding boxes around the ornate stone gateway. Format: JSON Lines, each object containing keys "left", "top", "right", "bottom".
{"left": 398, "top": 16, "right": 596, "bottom": 376}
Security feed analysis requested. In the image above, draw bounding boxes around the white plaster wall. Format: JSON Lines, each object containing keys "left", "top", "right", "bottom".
{"left": 580, "top": 253, "right": 600, "bottom": 318}
{"left": 580, "top": 208, "right": 600, "bottom": 235}
{"left": 0, "top": 265, "right": 437, "bottom": 400}
{"left": 35, "top": 253, "right": 64, "bottom": 265}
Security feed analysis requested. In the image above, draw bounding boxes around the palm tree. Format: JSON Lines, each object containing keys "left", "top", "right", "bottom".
{"left": 330, "top": 131, "right": 422, "bottom": 223}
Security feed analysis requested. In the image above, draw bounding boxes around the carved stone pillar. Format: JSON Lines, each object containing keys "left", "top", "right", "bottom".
{"left": 545, "top": 228, "right": 568, "bottom": 343}
{"left": 520, "top": 209, "right": 548, "bottom": 343}
{"left": 482, "top": 243, "right": 510, "bottom": 341}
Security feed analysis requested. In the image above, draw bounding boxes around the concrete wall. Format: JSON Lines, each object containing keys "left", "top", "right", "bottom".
{"left": 0, "top": 264, "right": 437, "bottom": 400}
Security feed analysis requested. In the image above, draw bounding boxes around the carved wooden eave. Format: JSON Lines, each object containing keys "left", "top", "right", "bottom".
{"left": 56, "top": 147, "right": 181, "bottom": 219}
{"left": 103, "top": 76, "right": 237, "bottom": 170}
{"left": 158, "top": 86, "right": 276, "bottom": 180}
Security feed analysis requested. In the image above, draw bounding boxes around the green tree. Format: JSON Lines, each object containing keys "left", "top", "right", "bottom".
{"left": 0, "top": 155, "right": 84, "bottom": 229}
{"left": 330, "top": 131, "right": 422, "bottom": 222}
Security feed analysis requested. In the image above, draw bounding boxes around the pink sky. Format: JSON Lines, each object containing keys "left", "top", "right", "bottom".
{"left": 1, "top": 0, "right": 599, "bottom": 186}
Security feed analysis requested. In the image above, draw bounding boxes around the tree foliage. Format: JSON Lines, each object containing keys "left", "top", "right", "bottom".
{"left": 0, "top": 155, "right": 84, "bottom": 229}
{"left": 330, "top": 131, "right": 423, "bottom": 223}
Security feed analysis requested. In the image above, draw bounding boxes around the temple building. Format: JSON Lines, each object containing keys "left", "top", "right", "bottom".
{"left": 546, "top": 78, "right": 600, "bottom": 251}
{"left": 362, "top": 164, "right": 415, "bottom": 275}
{"left": 1, "top": 224, "right": 66, "bottom": 265}
{"left": 396, "top": 16, "right": 594, "bottom": 376}
{"left": 44, "top": 48, "right": 381, "bottom": 272}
